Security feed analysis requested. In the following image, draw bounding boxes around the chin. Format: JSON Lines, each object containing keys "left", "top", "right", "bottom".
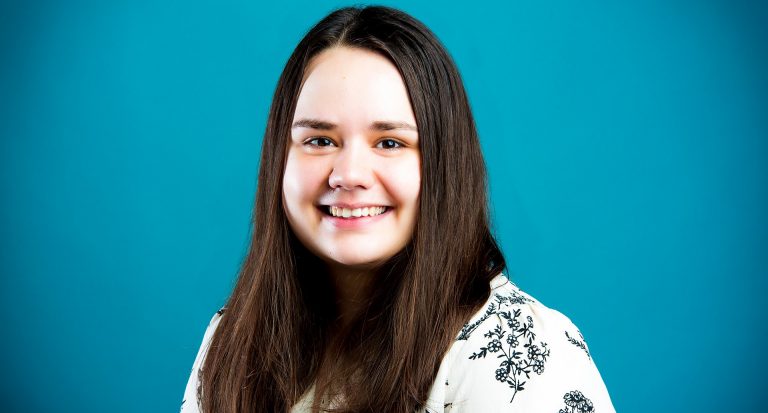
{"left": 325, "top": 250, "right": 393, "bottom": 269}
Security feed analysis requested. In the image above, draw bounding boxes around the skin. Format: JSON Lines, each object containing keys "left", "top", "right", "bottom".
{"left": 282, "top": 46, "right": 421, "bottom": 327}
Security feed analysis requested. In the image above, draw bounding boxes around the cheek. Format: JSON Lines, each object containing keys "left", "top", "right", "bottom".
{"left": 385, "top": 156, "right": 421, "bottom": 209}
{"left": 283, "top": 153, "right": 328, "bottom": 206}
{"left": 281, "top": 160, "right": 301, "bottom": 212}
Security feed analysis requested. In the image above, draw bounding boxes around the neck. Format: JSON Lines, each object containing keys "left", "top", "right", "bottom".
{"left": 325, "top": 264, "right": 376, "bottom": 329}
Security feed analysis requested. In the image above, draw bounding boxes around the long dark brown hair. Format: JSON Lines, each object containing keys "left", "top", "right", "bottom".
{"left": 199, "top": 5, "right": 506, "bottom": 412}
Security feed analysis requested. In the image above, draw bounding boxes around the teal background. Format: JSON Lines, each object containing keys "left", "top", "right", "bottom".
{"left": 1, "top": 0, "right": 766, "bottom": 412}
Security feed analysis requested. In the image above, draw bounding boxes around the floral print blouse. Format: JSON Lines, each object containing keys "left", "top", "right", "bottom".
{"left": 182, "top": 274, "right": 615, "bottom": 412}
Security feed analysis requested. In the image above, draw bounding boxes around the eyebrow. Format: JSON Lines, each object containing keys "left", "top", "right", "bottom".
{"left": 291, "top": 118, "right": 418, "bottom": 132}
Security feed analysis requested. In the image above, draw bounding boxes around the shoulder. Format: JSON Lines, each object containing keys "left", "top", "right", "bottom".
{"left": 180, "top": 307, "right": 226, "bottom": 413}
{"left": 433, "top": 274, "right": 615, "bottom": 413}
{"left": 455, "top": 274, "right": 580, "bottom": 348}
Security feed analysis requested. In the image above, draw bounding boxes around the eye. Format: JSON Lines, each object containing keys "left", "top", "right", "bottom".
{"left": 304, "top": 137, "right": 336, "bottom": 147}
{"left": 376, "top": 139, "right": 404, "bottom": 150}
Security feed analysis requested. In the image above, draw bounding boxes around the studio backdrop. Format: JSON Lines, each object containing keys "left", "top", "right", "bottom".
{"left": 1, "top": 0, "right": 766, "bottom": 412}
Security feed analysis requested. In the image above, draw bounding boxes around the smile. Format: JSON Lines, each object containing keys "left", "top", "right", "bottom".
{"left": 319, "top": 205, "right": 392, "bottom": 229}
{"left": 326, "top": 206, "right": 389, "bottom": 218}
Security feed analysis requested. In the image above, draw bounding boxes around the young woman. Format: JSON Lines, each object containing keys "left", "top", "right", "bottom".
{"left": 181, "top": 6, "right": 614, "bottom": 413}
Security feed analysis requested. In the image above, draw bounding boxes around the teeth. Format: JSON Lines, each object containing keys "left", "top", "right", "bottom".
{"left": 329, "top": 206, "right": 387, "bottom": 218}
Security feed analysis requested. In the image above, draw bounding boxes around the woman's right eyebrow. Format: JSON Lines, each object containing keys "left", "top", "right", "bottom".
{"left": 292, "top": 118, "right": 336, "bottom": 130}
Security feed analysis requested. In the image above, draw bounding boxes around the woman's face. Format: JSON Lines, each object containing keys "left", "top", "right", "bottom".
{"left": 282, "top": 46, "right": 420, "bottom": 271}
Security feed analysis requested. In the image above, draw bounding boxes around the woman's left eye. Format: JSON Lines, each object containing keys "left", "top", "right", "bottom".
{"left": 376, "top": 139, "right": 404, "bottom": 150}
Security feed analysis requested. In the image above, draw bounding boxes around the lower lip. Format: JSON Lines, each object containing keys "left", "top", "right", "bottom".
{"left": 320, "top": 207, "right": 392, "bottom": 229}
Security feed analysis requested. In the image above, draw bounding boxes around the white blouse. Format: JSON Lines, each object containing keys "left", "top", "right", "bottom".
{"left": 182, "top": 274, "right": 615, "bottom": 412}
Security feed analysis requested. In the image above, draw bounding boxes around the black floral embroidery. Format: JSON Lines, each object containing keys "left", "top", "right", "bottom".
{"left": 462, "top": 289, "right": 549, "bottom": 403}
{"left": 565, "top": 330, "right": 591, "bottom": 360}
{"left": 558, "top": 390, "right": 594, "bottom": 413}
{"left": 457, "top": 290, "right": 532, "bottom": 341}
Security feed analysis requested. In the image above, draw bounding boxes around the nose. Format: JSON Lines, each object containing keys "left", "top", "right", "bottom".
{"left": 328, "top": 142, "right": 374, "bottom": 190}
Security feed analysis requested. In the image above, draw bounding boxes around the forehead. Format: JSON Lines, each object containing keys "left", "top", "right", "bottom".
{"left": 294, "top": 47, "right": 416, "bottom": 127}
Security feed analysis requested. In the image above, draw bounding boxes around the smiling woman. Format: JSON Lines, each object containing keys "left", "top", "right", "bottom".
{"left": 284, "top": 47, "right": 421, "bottom": 282}
{"left": 181, "top": 5, "right": 615, "bottom": 413}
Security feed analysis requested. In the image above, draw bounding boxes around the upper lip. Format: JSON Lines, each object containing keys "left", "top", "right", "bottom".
{"left": 320, "top": 203, "right": 391, "bottom": 208}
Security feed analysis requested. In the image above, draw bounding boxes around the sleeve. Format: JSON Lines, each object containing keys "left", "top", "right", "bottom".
{"left": 180, "top": 309, "right": 224, "bottom": 413}
{"left": 443, "top": 296, "right": 615, "bottom": 413}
